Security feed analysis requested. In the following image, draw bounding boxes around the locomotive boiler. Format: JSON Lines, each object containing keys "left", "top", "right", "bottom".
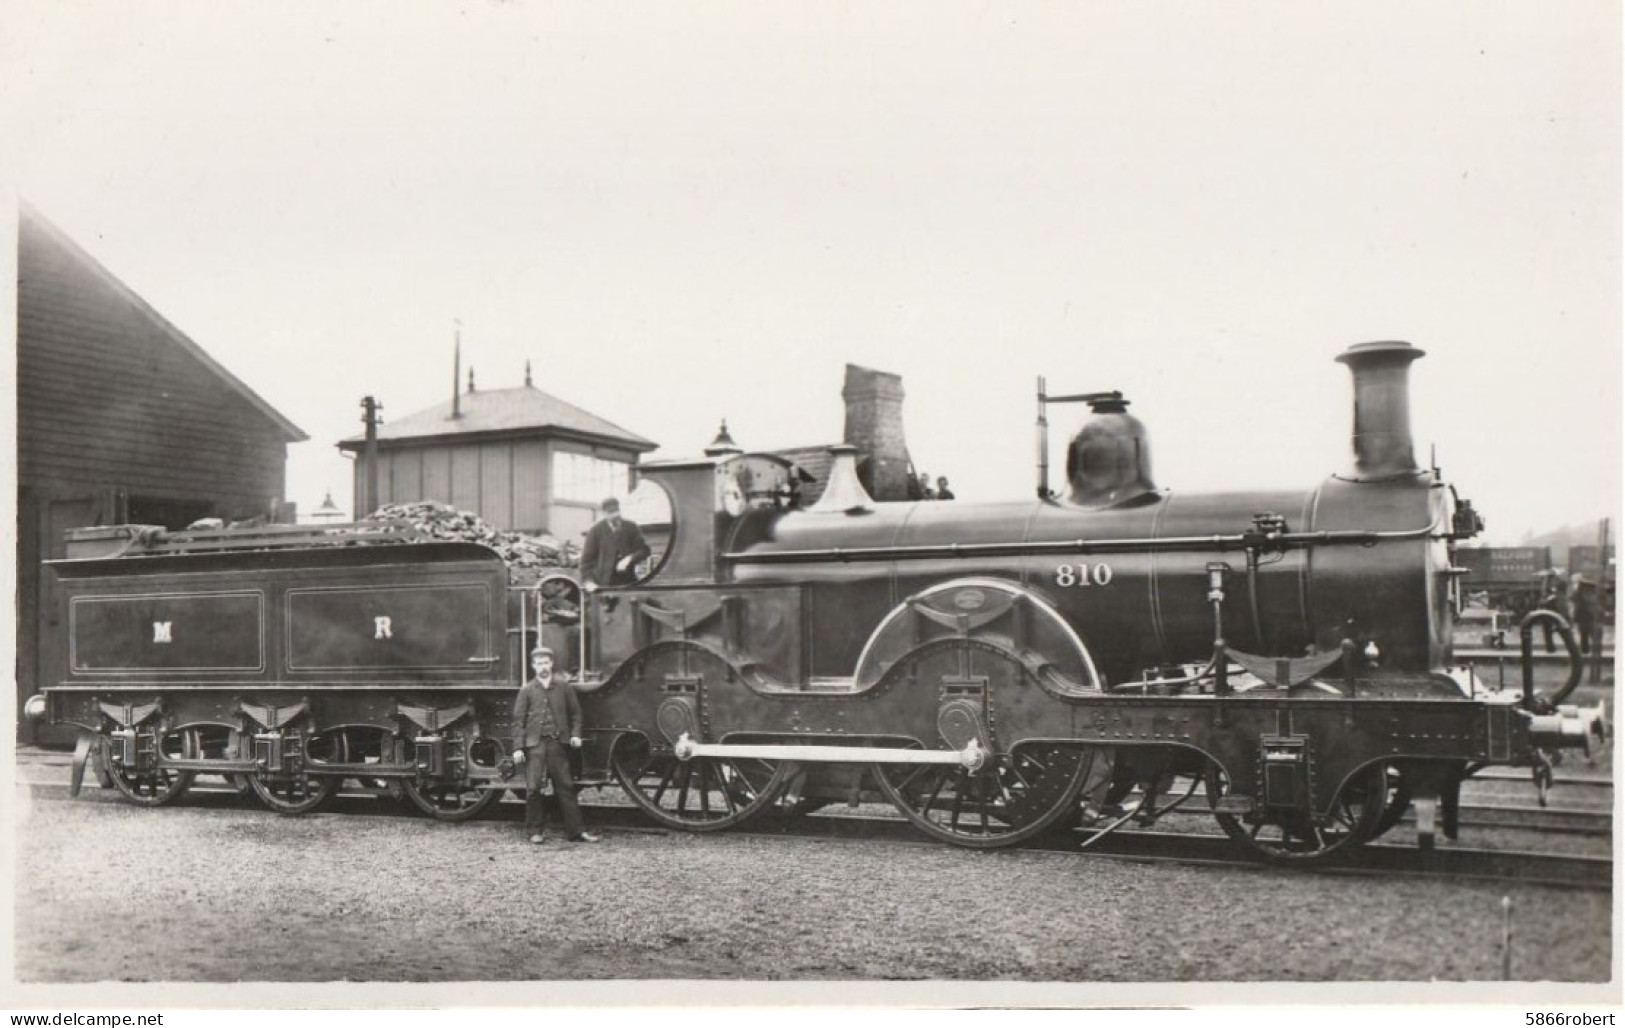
{"left": 28, "top": 340, "right": 1606, "bottom": 863}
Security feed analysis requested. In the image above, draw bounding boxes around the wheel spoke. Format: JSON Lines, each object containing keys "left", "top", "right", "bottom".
{"left": 948, "top": 782, "right": 967, "bottom": 830}
{"left": 1211, "top": 763, "right": 1384, "bottom": 865}
{"left": 874, "top": 743, "right": 1092, "bottom": 849}
{"left": 107, "top": 743, "right": 193, "bottom": 808}
{"left": 248, "top": 773, "right": 334, "bottom": 815}
{"left": 717, "top": 763, "right": 742, "bottom": 815}
{"left": 650, "top": 760, "right": 678, "bottom": 806}
{"left": 676, "top": 761, "right": 693, "bottom": 815}
{"left": 920, "top": 769, "right": 950, "bottom": 816}
{"left": 890, "top": 764, "right": 929, "bottom": 793}
{"left": 610, "top": 734, "right": 792, "bottom": 832}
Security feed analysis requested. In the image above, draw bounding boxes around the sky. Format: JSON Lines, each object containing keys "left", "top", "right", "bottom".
{"left": 3, "top": 1, "right": 1619, "bottom": 545}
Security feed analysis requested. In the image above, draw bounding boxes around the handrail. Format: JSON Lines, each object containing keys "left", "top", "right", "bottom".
{"left": 721, "top": 521, "right": 1439, "bottom": 566}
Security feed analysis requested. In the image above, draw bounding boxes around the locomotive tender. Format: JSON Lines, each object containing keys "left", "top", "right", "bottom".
{"left": 29, "top": 341, "right": 1606, "bottom": 862}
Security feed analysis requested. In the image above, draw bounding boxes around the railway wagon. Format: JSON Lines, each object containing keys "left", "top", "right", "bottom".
{"left": 30, "top": 341, "right": 1606, "bottom": 863}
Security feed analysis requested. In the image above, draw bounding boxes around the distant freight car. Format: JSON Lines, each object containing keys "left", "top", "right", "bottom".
{"left": 1454, "top": 546, "right": 1551, "bottom": 620}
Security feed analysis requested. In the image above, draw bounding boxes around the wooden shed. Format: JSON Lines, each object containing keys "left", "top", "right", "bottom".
{"left": 15, "top": 204, "right": 307, "bottom": 736}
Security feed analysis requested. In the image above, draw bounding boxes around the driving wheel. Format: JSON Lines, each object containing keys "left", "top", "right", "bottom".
{"left": 610, "top": 732, "right": 793, "bottom": 831}
{"left": 872, "top": 742, "right": 1094, "bottom": 849}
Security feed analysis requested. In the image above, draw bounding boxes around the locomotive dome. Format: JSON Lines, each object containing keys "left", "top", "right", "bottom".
{"left": 1063, "top": 394, "right": 1159, "bottom": 507}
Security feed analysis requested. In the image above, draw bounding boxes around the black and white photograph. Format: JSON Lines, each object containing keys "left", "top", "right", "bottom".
{"left": 3, "top": 1, "right": 1620, "bottom": 1016}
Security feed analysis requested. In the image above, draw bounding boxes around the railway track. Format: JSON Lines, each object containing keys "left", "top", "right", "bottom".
{"left": 1470, "top": 766, "right": 1614, "bottom": 788}
{"left": 1398, "top": 804, "right": 1612, "bottom": 837}
{"left": 22, "top": 765, "right": 1612, "bottom": 890}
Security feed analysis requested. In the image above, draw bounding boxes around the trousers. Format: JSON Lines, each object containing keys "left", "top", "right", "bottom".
{"left": 523, "top": 738, "right": 584, "bottom": 838}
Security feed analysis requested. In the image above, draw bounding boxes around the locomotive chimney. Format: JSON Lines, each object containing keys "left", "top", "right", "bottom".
{"left": 1335, "top": 340, "right": 1425, "bottom": 481}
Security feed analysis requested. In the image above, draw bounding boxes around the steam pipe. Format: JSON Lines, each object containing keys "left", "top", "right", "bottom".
{"left": 1517, "top": 610, "right": 1583, "bottom": 707}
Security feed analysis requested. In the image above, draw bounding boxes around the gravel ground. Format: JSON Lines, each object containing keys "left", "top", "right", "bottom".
{"left": 13, "top": 786, "right": 1613, "bottom": 985}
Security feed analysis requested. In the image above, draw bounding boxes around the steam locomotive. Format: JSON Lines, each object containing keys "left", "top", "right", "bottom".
{"left": 27, "top": 341, "right": 1607, "bottom": 863}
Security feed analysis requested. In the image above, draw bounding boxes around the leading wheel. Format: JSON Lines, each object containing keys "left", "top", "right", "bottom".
{"left": 247, "top": 773, "right": 337, "bottom": 815}
{"left": 872, "top": 742, "right": 1095, "bottom": 849}
{"left": 401, "top": 778, "right": 502, "bottom": 822}
{"left": 610, "top": 733, "right": 793, "bottom": 831}
{"left": 1208, "top": 762, "right": 1387, "bottom": 864}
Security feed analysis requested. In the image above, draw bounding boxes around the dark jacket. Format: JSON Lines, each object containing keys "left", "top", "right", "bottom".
{"left": 1571, "top": 584, "right": 1599, "bottom": 626}
{"left": 1538, "top": 584, "right": 1571, "bottom": 619}
{"left": 580, "top": 516, "right": 651, "bottom": 587}
{"left": 512, "top": 677, "right": 583, "bottom": 748}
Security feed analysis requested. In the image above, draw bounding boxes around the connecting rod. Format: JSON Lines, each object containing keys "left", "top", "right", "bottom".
{"left": 672, "top": 733, "right": 986, "bottom": 771}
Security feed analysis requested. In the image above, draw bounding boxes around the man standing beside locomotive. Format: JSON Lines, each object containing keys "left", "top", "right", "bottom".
{"left": 511, "top": 646, "right": 600, "bottom": 844}
{"left": 579, "top": 497, "right": 651, "bottom": 592}
{"left": 1570, "top": 573, "right": 1600, "bottom": 656}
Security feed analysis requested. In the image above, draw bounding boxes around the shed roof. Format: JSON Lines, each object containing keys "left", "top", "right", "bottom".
{"left": 340, "top": 384, "right": 656, "bottom": 452}
{"left": 770, "top": 445, "right": 838, "bottom": 505}
{"left": 20, "top": 201, "right": 307, "bottom": 444}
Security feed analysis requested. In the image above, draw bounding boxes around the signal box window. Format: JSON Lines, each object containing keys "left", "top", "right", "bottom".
{"left": 552, "top": 452, "right": 631, "bottom": 504}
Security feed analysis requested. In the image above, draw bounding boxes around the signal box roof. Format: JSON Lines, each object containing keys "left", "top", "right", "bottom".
{"left": 339, "top": 384, "right": 656, "bottom": 453}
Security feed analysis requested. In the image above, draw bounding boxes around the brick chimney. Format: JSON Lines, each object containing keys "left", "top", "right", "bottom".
{"left": 842, "top": 364, "right": 911, "bottom": 501}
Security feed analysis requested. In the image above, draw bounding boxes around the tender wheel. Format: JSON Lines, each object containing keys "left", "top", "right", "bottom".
{"left": 247, "top": 773, "right": 337, "bottom": 815}
{"left": 1208, "top": 762, "right": 1387, "bottom": 864}
{"left": 164, "top": 727, "right": 255, "bottom": 798}
{"left": 308, "top": 727, "right": 400, "bottom": 800}
{"left": 106, "top": 760, "right": 194, "bottom": 807}
{"left": 610, "top": 733, "right": 793, "bottom": 831}
{"left": 401, "top": 778, "right": 502, "bottom": 822}
{"left": 872, "top": 742, "right": 1094, "bottom": 849}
